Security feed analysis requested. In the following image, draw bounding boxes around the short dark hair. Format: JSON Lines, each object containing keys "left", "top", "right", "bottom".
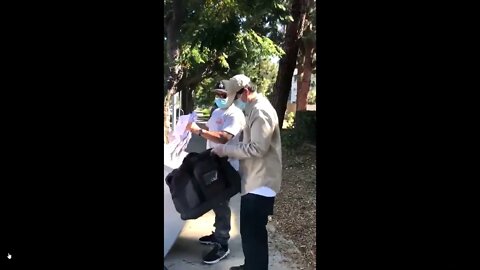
{"left": 246, "top": 83, "right": 257, "bottom": 92}
{"left": 236, "top": 83, "right": 257, "bottom": 96}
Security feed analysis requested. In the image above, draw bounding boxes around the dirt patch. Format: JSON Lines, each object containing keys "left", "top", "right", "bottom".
{"left": 269, "top": 144, "right": 317, "bottom": 270}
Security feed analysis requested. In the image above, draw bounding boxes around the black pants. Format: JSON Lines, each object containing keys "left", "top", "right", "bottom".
{"left": 213, "top": 199, "right": 231, "bottom": 246}
{"left": 240, "top": 193, "right": 275, "bottom": 270}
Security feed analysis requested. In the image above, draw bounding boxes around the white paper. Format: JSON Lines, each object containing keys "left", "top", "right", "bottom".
{"left": 166, "top": 112, "right": 197, "bottom": 160}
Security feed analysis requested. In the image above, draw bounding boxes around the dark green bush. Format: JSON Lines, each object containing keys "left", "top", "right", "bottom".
{"left": 294, "top": 111, "right": 316, "bottom": 145}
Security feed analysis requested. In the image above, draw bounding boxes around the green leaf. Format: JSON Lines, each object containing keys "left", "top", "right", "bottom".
{"left": 277, "top": 4, "right": 287, "bottom": 11}
{"left": 218, "top": 54, "right": 230, "bottom": 69}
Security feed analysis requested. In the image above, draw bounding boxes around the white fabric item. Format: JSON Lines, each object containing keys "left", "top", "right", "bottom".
{"left": 249, "top": 186, "right": 277, "bottom": 197}
{"left": 206, "top": 105, "right": 245, "bottom": 171}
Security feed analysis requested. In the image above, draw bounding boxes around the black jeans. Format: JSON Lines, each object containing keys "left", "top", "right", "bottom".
{"left": 240, "top": 193, "right": 275, "bottom": 270}
{"left": 213, "top": 200, "right": 231, "bottom": 246}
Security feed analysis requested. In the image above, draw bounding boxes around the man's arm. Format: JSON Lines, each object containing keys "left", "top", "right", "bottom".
{"left": 186, "top": 122, "right": 233, "bottom": 144}
{"left": 222, "top": 110, "right": 274, "bottom": 160}
{"left": 198, "top": 129, "right": 233, "bottom": 144}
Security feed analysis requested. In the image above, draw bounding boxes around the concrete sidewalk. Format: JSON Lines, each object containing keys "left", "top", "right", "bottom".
{"left": 164, "top": 193, "right": 298, "bottom": 270}
{"left": 165, "top": 131, "right": 300, "bottom": 270}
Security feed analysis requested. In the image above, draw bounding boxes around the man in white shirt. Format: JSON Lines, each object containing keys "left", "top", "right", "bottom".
{"left": 186, "top": 80, "right": 246, "bottom": 264}
{"left": 212, "top": 74, "right": 282, "bottom": 270}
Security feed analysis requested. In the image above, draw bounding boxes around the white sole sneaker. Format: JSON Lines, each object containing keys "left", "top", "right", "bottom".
{"left": 203, "top": 249, "right": 230, "bottom": 264}
{"left": 199, "top": 240, "right": 217, "bottom": 245}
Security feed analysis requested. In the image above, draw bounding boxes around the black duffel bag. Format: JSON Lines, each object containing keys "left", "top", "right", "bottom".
{"left": 165, "top": 148, "right": 241, "bottom": 220}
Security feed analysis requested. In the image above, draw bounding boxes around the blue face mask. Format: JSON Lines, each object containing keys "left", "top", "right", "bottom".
{"left": 215, "top": 97, "right": 228, "bottom": 109}
{"left": 234, "top": 99, "right": 247, "bottom": 110}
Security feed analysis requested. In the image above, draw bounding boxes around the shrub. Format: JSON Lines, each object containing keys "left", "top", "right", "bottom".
{"left": 283, "top": 112, "right": 296, "bottom": 129}
{"left": 307, "top": 90, "right": 316, "bottom": 104}
{"left": 294, "top": 111, "right": 316, "bottom": 144}
{"left": 281, "top": 129, "right": 302, "bottom": 149}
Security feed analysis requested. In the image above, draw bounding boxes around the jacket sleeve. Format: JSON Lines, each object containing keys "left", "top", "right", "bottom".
{"left": 222, "top": 110, "right": 274, "bottom": 160}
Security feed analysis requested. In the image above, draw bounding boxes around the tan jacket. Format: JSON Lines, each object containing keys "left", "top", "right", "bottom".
{"left": 223, "top": 94, "right": 282, "bottom": 195}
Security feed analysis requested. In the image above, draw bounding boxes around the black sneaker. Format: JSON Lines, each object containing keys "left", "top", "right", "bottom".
{"left": 203, "top": 244, "right": 230, "bottom": 264}
{"left": 230, "top": 265, "right": 245, "bottom": 270}
{"left": 199, "top": 232, "right": 219, "bottom": 245}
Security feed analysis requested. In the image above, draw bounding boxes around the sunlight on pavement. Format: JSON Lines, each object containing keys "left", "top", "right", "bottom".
{"left": 177, "top": 207, "right": 240, "bottom": 241}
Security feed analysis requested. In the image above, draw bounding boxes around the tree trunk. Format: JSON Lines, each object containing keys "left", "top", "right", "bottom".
{"left": 271, "top": 0, "right": 308, "bottom": 128}
{"left": 297, "top": 43, "right": 314, "bottom": 111}
{"left": 163, "top": 0, "right": 185, "bottom": 144}
{"left": 296, "top": 52, "right": 305, "bottom": 108}
{"left": 181, "top": 86, "right": 195, "bottom": 115}
{"left": 177, "top": 66, "right": 211, "bottom": 115}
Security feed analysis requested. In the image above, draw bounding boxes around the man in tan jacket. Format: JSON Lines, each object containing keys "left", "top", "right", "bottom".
{"left": 212, "top": 74, "right": 282, "bottom": 270}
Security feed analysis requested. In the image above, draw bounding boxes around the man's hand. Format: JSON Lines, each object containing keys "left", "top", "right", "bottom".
{"left": 186, "top": 122, "right": 201, "bottom": 134}
{"left": 212, "top": 144, "right": 227, "bottom": 157}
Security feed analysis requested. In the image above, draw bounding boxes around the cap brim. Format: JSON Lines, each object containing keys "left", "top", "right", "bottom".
{"left": 221, "top": 80, "right": 243, "bottom": 95}
{"left": 211, "top": 89, "right": 228, "bottom": 93}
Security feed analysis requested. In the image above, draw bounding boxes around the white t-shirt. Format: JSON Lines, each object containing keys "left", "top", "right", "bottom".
{"left": 206, "top": 104, "right": 246, "bottom": 171}
{"left": 249, "top": 186, "right": 277, "bottom": 197}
